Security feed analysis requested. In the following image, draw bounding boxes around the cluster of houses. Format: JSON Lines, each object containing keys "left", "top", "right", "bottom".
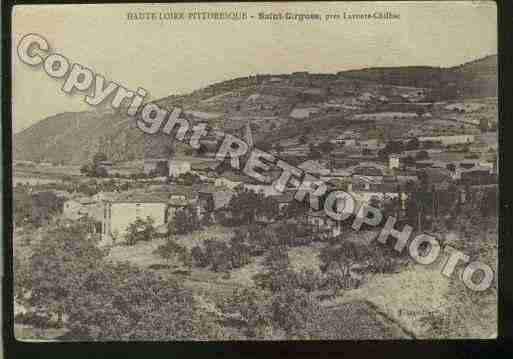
{"left": 54, "top": 120, "right": 497, "bottom": 246}
{"left": 62, "top": 184, "right": 235, "bottom": 244}
{"left": 60, "top": 147, "right": 495, "bottom": 245}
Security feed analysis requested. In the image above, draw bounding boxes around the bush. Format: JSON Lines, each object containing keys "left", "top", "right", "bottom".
{"left": 125, "top": 217, "right": 157, "bottom": 245}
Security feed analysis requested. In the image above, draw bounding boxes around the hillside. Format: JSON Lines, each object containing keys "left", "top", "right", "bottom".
{"left": 14, "top": 55, "right": 497, "bottom": 164}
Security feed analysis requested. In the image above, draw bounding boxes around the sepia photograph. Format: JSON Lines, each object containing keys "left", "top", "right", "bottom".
{"left": 10, "top": 1, "right": 498, "bottom": 341}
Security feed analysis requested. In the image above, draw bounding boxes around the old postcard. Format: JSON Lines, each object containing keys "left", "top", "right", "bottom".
{"left": 12, "top": 2, "right": 498, "bottom": 340}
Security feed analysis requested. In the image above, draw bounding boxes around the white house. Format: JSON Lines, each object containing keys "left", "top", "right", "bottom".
{"left": 168, "top": 160, "right": 191, "bottom": 178}
{"left": 63, "top": 197, "right": 101, "bottom": 221}
{"left": 331, "top": 137, "right": 357, "bottom": 147}
{"left": 418, "top": 135, "right": 475, "bottom": 146}
{"left": 100, "top": 186, "right": 204, "bottom": 243}
{"left": 389, "top": 155, "right": 401, "bottom": 170}
{"left": 101, "top": 193, "right": 169, "bottom": 243}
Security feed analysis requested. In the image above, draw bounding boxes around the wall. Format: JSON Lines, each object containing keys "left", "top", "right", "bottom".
{"left": 102, "top": 201, "right": 167, "bottom": 242}
{"left": 63, "top": 200, "right": 82, "bottom": 220}
{"left": 169, "top": 161, "right": 191, "bottom": 177}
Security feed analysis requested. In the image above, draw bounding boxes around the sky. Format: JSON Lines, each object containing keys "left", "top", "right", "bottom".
{"left": 12, "top": 1, "right": 497, "bottom": 133}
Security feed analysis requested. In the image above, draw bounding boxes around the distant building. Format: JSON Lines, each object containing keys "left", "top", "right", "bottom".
{"left": 63, "top": 197, "right": 101, "bottom": 221}
{"left": 359, "top": 139, "right": 384, "bottom": 151}
{"left": 298, "top": 160, "right": 331, "bottom": 176}
{"left": 452, "top": 165, "right": 492, "bottom": 180}
{"left": 267, "top": 77, "right": 283, "bottom": 83}
{"left": 98, "top": 161, "right": 114, "bottom": 170}
{"left": 389, "top": 155, "right": 401, "bottom": 170}
{"left": 101, "top": 193, "right": 169, "bottom": 242}
{"left": 290, "top": 107, "right": 319, "bottom": 119}
{"left": 418, "top": 135, "right": 474, "bottom": 146}
{"left": 143, "top": 158, "right": 168, "bottom": 175}
{"left": 100, "top": 186, "right": 204, "bottom": 243}
{"left": 168, "top": 160, "right": 191, "bottom": 178}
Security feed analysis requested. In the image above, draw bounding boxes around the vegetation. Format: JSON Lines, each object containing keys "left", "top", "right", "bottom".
{"left": 125, "top": 217, "right": 157, "bottom": 245}
{"left": 169, "top": 205, "right": 201, "bottom": 235}
{"left": 80, "top": 152, "right": 110, "bottom": 178}
{"left": 14, "top": 189, "right": 65, "bottom": 227}
{"left": 14, "top": 221, "right": 222, "bottom": 340}
{"left": 153, "top": 239, "right": 191, "bottom": 267}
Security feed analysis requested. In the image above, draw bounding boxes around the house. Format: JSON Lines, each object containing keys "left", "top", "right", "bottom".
{"left": 168, "top": 160, "right": 191, "bottom": 178}
{"left": 51, "top": 190, "right": 73, "bottom": 199}
{"left": 98, "top": 161, "right": 114, "bottom": 170}
{"left": 192, "top": 185, "right": 219, "bottom": 221}
{"left": 290, "top": 107, "right": 319, "bottom": 119}
{"left": 452, "top": 165, "right": 492, "bottom": 181}
{"left": 389, "top": 155, "right": 401, "bottom": 170}
{"left": 331, "top": 137, "right": 358, "bottom": 147}
{"left": 298, "top": 160, "right": 331, "bottom": 176}
{"left": 92, "top": 191, "right": 118, "bottom": 202}
{"left": 304, "top": 210, "right": 344, "bottom": 239}
{"left": 100, "top": 186, "right": 204, "bottom": 243}
{"left": 143, "top": 158, "right": 168, "bottom": 175}
{"left": 101, "top": 193, "right": 170, "bottom": 242}
{"left": 359, "top": 139, "right": 384, "bottom": 151}
{"left": 358, "top": 92, "right": 375, "bottom": 102}
{"left": 210, "top": 190, "right": 236, "bottom": 222}
{"left": 268, "top": 190, "right": 297, "bottom": 216}
{"left": 418, "top": 135, "right": 475, "bottom": 146}
{"left": 348, "top": 179, "right": 409, "bottom": 210}
{"left": 331, "top": 131, "right": 359, "bottom": 146}
{"left": 214, "top": 172, "right": 245, "bottom": 189}
{"left": 63, "top": 197, "right": 102, "bottom": 221}
{"left": 349, "top": 162, "right": 387, "bottom": 180}
{"left": 421, "top": 168, "right": 452, "bottom": 184}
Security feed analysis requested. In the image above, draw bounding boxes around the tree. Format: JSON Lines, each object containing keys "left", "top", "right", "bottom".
{"left": 446, "top": 163, "right": 456, "bottom": 172}
{"left": 223, "top": 288, "right": 273, "bottom": 338}
{"left": 176, "top": 172, "right": 201, "bottom": 185}
{"left": 228, "top": 235, "right": 252, "bottom": 269}
{"left": 480, "top": 187, "right": 498, "bottom": 218}
{"left": 309, "top": 148, "right": 322, "bottom": 160}
{"left": 171, "top": 205, "right": 200, "bottom": 235}
{"left": 203, "top": 239, "right": 232, "bottom": 272}
{"left": 254, "top": 246, "right": 294, "bottom": 293}
{"left": 479, "top": 118, "right": 489, "bottom": 133}
{"left": 191, "top": 245, "right": 209, "bottom": 267}
{"left": 319, "top": 241, "right": 366, "bottom": 294}
{"left": 415, "top": 150, "right": 430, "bottom": 160}
{"left": 270, "top": 288, "right": 325, "bottom": 339}
{"left": 154, "top": 239, "right": 188, "bottom": 264}
{"left": 284, "top": 198, "right": 308, "bottom": 219}
{"left": 150, "top": 160, "right": 169, "bottom": 177}
{"left": 318, "top": 141, "right": 334, "bottom": 154}
{"left": 16, "top": 221, "right": 222, "bottom": 340}
{"left": 80, "top": 164, "right": 93, "bottom": 175}
{"left": 227, "top": 187, "right": 265, "bottom": 225}
{"left": 93, "top": 165, "right": 109, "bottom": 178}
{"left": 17, "top": 222, "right": 106, "bottom": 326}
{"left": 14, "top": 191, "right": 65, "bottom": 227}
{"left": 405, "top": 138, "right": 420, "bottom": 151}
{"left": 125, "top": 217, "right": 157, "bottom": 245}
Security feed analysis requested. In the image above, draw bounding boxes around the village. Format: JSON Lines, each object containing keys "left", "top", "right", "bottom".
{"left": 13, "top": 67, "right": 499, "bottom": 340}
